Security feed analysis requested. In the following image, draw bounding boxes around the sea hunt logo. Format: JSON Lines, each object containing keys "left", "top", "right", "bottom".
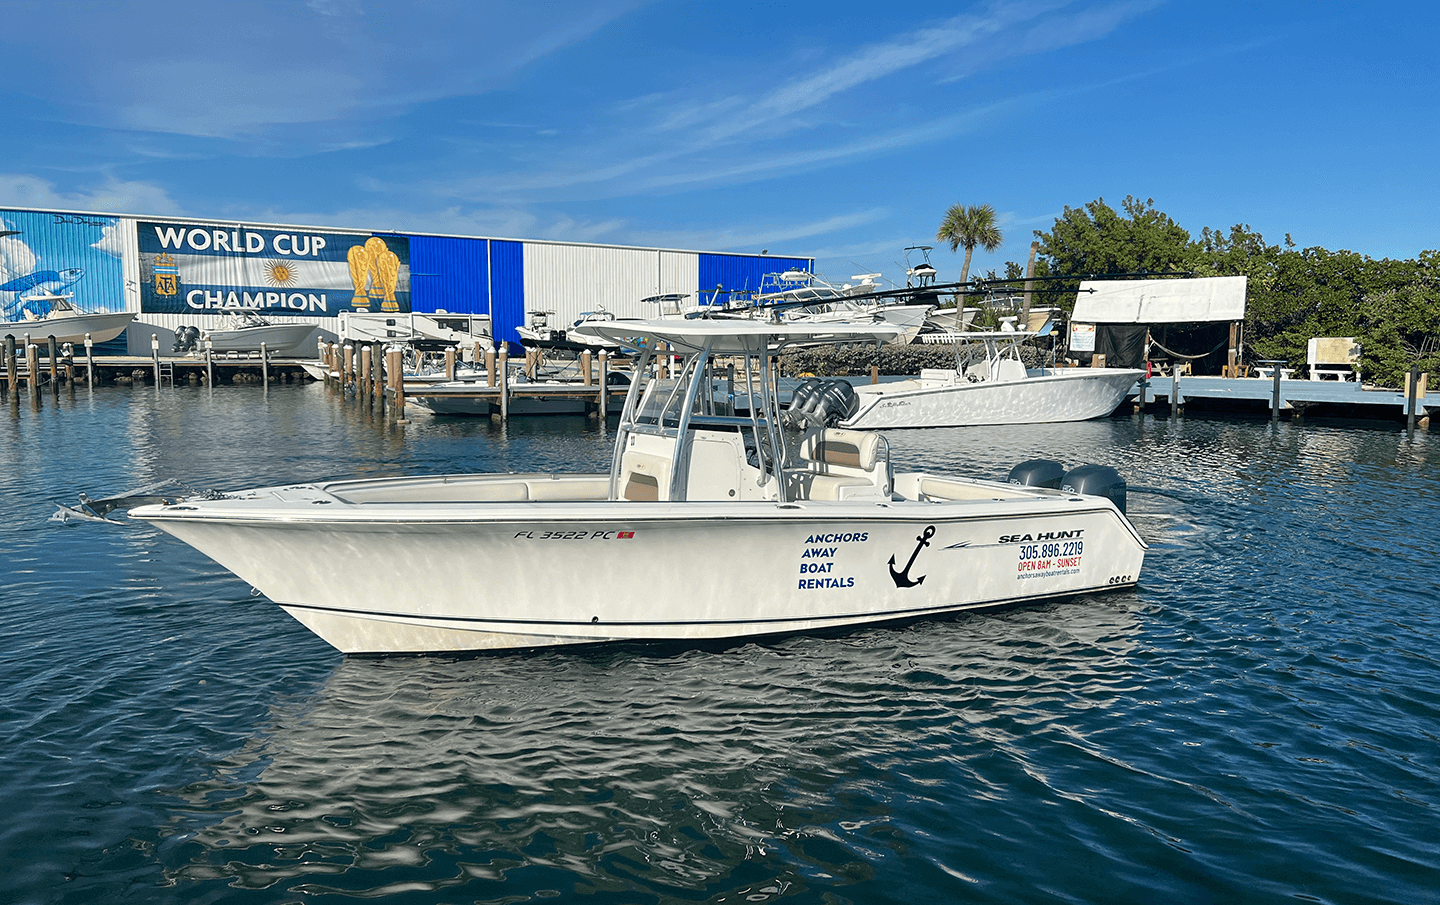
{"left": 998, "top": 529, "right": 1084, "bottom": 544}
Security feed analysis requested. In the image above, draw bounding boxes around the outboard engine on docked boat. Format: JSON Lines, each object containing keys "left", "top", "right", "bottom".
{"left": 1062, "top": 463, "right": 1127, "bottom": 514}
{"left": 1007, "top": 459, "right": 1065, "bottom": 489}
{"left": 784, "top": 378, "right": 859, "bottom": 427}
{"left": 171, "top": 325, "right": 200, "bottom": 353}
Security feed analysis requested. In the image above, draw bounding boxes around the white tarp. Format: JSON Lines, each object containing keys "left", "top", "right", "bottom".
{"left": 1072, "top": 276, "right": 1246, "bottom": 324}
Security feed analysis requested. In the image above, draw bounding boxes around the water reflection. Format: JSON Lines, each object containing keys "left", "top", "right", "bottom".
{"left": 159, "top": 603, "right": 1142, "bottom": 899}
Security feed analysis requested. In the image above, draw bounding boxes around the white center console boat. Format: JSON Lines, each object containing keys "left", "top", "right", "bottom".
{"left": 131, "top": 319, "right": 1146, "bottom": 655}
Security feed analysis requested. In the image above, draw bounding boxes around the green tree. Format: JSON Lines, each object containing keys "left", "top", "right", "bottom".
{"left": 936, "top": 203, "right": 1003, "bottom": 285}
{"left": 1032, "top": 196, "right": 1195, "bottom": 316}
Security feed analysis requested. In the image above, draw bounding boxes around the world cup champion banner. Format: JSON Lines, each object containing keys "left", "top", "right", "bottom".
{"left": 137, "top": 221, "right": 410, "bottom": 316}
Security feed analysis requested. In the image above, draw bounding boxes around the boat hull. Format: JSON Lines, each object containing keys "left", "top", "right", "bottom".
{"left": 4, "top": 311, "right": 136, "bottom": 346}
{"left": 205, "top": 323, "right": 316, "bottom": 353}
{"left": 844, "top": 369, "right": 1144, "bottom": 429}
{"left": 133, "top": 480, "right": 1144, "bottom": 654}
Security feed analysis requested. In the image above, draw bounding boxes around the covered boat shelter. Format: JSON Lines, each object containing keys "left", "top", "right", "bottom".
{"left": 1068, "top": 276, "right": 1247, "bottom": 376}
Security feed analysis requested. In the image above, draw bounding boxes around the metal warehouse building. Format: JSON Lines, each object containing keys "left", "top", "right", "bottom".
{"left": 0, "top": 207, "right": 812, "bottom": 355}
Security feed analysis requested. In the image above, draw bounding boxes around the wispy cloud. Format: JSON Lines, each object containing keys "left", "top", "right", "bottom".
{"left": 0, "top": 174, "right": 185, "bottom": 217}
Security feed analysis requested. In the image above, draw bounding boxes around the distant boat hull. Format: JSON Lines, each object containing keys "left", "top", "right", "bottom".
{"left": 205, "top": 322, "right": 316, "bottom": 354}
{"left": 844, "top": 368, "right": 1144, "bottom": 428}
{"left": 3, "top": 311, "right": 135, "bottom": 346}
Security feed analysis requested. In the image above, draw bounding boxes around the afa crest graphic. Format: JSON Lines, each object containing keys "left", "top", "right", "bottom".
{"left": 153, "top": 253, "right": 179, "bottom": 297}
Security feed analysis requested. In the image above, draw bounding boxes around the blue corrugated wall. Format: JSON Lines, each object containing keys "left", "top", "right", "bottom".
{"left": 697, "top": 254, "right": 812, "bottom": 303}
{"left": 406, "top": 235, "right": 490, "bottom": 315}
{"left": 490, "top": 240, "right": 525, "bottom": 347}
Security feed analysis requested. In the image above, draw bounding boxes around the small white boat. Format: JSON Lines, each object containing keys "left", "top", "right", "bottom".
{"left": 2, "top": 293, "right": 135, "bottom": 346}
{"left": 131, "top": 318, "right": 1146, "bottom": 655}
{"left": 841, "top": 330, "right": 1144, "bottom": 429}
{"left": 409, "top": 371, "right": 631, "bottom": 417}
{"left": 516, "top": 308, "right": 639, "bottom": 353}
{"left": 751, "top": 271, "right": 932, "bottom": 344}
{"left": 340, "top": 311, "right": 492, "bottom": 349}
{"left": 204, "top": 312, "right": 316, "bottom": 354}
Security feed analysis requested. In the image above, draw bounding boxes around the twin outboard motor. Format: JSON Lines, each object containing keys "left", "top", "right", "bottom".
{"left": 1008, "top": 459, "right": 1127, "bottom": 513}
{"left": 1007, "top": 459, "right": 1065, "bottom": 490}
{"left": 785, "top": 378, "right": 859, "bottom": 428}
{"left": 1062, "top": 464, "right": 1127, "bottom": 514}
{"left": 171, "top": 325, "right": 201, "bottom": 353}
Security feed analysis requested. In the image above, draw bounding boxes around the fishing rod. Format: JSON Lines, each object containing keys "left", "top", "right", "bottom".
{"left": 717, "top": 269, "right": 1196, "bottom": 313}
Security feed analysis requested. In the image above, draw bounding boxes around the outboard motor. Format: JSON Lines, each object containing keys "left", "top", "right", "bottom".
{"left": 808, "top": 379, "right": 858, "bottom": 426}
{"left": 184, "top": 325, "right": 201, "bottom": 351}
{"left": 1007, "top": 459, "right": 1064, "bottom": 489}
{"left": 787, "top": 378, "right": 858, "bottom": 427}
{"left": 785, "top": 378, "right": 825, "bottom": 427}
{"left": 171, "top": 326, "right": 189, "bottom": 353}
{"left": 1062, "top": 463, "right": 1127, "bottom": 514}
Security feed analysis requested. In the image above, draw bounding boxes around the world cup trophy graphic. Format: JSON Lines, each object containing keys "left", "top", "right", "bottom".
{"left": 366, "top": 237, "right": 401, "bottom": 312}
{"left": 347, "top": 244, "right": 371, "bottom": 310}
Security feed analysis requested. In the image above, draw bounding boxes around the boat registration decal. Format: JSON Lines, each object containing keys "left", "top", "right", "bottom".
{"left": 514, "top": 530, "right": 635, "bottom": 540}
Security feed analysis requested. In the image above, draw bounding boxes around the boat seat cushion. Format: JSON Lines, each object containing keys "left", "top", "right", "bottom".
{"left": 805, "top": 474, "right": 873, "bottom": 501}
{"left": 800, "top": 428, "right": 879, "bottom": 472}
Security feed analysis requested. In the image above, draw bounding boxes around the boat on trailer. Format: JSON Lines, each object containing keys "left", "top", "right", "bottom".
{"left": 130, "top": 319, "right": 1146, "bottom": 655}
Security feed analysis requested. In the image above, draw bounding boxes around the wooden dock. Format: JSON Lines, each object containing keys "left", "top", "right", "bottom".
{"left": 1134, "top": 372, "right": 1432, "bottom": 422}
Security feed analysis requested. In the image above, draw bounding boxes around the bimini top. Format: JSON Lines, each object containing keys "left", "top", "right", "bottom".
{"left": 574, "top": 317, "right": 901, "bottom": 355}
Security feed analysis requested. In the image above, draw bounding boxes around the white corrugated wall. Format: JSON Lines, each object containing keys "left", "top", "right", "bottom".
{"left": 522, "top": 243, "right": 698, "bottom": 327}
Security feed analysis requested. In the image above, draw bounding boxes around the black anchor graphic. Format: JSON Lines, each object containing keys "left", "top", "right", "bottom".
{"left": 889, "top": 525, "right": 936, "bottom": 588}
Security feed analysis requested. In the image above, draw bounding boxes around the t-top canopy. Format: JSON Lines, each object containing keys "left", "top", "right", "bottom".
{"left": 1073, "top": 276, "right": 1247, "bottom": 324}
{"left": 573, "top": 317, "right": 901, "bottom": 355}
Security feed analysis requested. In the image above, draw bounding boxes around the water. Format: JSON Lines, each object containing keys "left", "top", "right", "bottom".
{"left": 3, "top": 383, "right": 1438, "bottom": 904}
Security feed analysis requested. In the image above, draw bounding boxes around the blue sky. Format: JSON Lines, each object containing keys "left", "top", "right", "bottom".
{"left": 0, "top": 0, "right": 1434, "bottom": 287}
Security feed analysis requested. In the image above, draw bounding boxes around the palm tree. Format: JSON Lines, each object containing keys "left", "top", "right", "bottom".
{"left": 936, "top": 203, "right": 1003, "bottom": 328}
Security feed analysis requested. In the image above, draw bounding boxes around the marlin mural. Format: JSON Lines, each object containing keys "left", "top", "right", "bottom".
{"left": 1, "top": 268, "right": 86, "bottom": 320}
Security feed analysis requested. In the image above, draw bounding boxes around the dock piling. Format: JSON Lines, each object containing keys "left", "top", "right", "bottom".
{"left": 25, "top": 338, "right": 39, "bottom": 398}
{"left": 4, "top": 334, "right": 15, "bottom": 396}
{"left": 389, "top": 349, "right": 405, "bottom": 420}
{"left": 47, "top": 336, "right": 59, "bottom": 390}
{"left": 445, "top": 346, "right": 456, "bottom": 381}
{"left": 598, "top": 350, "right": 608, "bottom": 416}
{"left": 498, "top": 345, "right": 510, "bottom": 421}
{"left": 205, "top": 340, "right": 214, "bottom": 387}
{"left": 1171, "top": 368, "right": 1180, "bottom": 418}
{"left": 150, "top": 334, "right": 160, "bottom": 387}
{"left": 261, "top": 343, "right": 269, "bottom": 387}
{"left": 1407, "top": 364, "right": 1419, "bottom": 433}
{"left": 84, "top": 334, "right": 94, "bottom": 388}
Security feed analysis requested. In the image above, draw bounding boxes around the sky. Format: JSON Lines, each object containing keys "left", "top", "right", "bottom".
{"left": 0, "top": 0, "right": 1435, "bottom": 288}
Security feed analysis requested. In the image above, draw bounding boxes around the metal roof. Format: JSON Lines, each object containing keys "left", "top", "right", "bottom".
{"left": 1072, "top": 276, "right": 1247, "bottom": 324}
{"left": 573, "top": 317, "right": 901, "bottom": 355}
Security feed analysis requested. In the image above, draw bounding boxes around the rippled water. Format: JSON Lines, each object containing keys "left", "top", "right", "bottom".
{"left": 2, "top": 383, "right": 1437, "bottom": 904}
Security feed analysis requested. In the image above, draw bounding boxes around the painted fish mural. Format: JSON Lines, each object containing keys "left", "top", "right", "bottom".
{"left": 1, "top": 268, "right": 86, "bottom": 320}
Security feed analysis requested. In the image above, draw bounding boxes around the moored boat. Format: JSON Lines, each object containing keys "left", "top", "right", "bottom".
{"left": 203, "top": 312, "right": 316, "bottom": 354}
{"left": 2, "top": 293, "right": 136, "bottom": 346}
{"left": 841, "top": 330, "right": 1145, "bottom": 429}
{"left": 130, "top": 318, "right": 1145, "bottom": 655}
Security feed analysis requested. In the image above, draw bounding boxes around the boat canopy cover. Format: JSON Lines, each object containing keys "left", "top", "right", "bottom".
{"left": 1072, "top": 276, "right": 1246, "bottom": 324}
{"left": 574, "top": 318, "right": 901, "bottom": 355}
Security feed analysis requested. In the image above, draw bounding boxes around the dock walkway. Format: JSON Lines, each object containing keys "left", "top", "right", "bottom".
{"left": 1136, "top": 373, "right": 1433, "bottom": 418}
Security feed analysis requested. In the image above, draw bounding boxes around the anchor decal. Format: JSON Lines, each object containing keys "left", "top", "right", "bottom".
{"left": 889, "top": 525, "right": 936, "bottom": 588}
